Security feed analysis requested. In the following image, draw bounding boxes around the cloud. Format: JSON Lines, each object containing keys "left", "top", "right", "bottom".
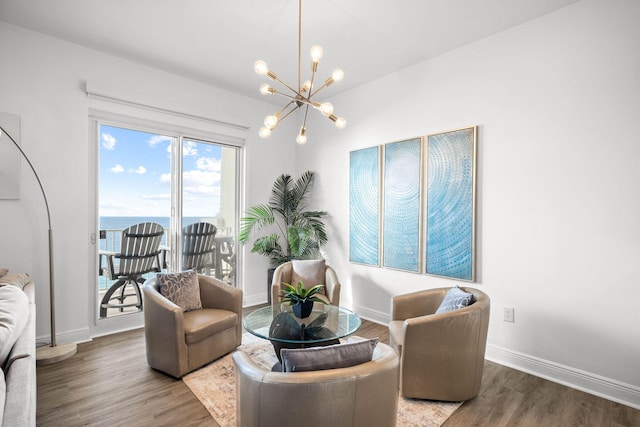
{"left": 147, "top": 135, "right": 172, "bottom": 147}
{"left": 141, "top": 193, "right": 171, "bottom": 200}
{"left": 195, "top": 157, "right": 221, "bottom": 172}
{"left": 182, "top": 169, "right": 221, "bottom": 196}
{"left": 102, "top": 133, "right": 117, "bottom": 150}
{"left": 158, "top": 157, "right": 222, "bottom": 196}
{"left": 183, "top": 140, "right": 198, "bottom": 156}
{"left": 110, "top": 164, "right": 124, "bottom": 173}
{"left": 131, "top": 166, "right": 147, "bottom": 175}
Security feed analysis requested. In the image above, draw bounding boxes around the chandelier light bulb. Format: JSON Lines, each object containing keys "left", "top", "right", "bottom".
{"left": 254, "top": 60, "right": 269, "bottom": 76}
{"left": 259, "top": 127, "right": 272, "bottom": 138}
{"left": 260, "top": 83, "right": 274, "bottom": 95}
{"left": 335, "top": 117, "right": 347, "bottom": 129}
{"left": 264, "top": 114, "right": 278, "bottom": 129}
{"left": 296, "top": 127, "right": 307, "bottom": 145}
{"left": 331, "top": 69, "right": 344, "bottom": 82}
{"left": 301, "top": 80, "right": 312, "bottom": 93}
{"left": 319, "top": 102, "right": 334, "bottom": 117}
{"left": 310, "top": 45, "right": 324, "bottom": 61}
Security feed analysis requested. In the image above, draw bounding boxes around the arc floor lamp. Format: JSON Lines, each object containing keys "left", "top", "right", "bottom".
{"left": 0, "top": 124, "right": 77, "bottom": 365}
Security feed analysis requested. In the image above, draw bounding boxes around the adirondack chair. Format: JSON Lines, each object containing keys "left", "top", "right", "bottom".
{"left": 100, "top": 222, "right": 165, "bottom": 318}
{"left": 182, "top": 222, "right": 217, "bottom": 273}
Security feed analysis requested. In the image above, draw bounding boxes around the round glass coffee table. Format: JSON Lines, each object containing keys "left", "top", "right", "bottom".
{"left": 244, "top": 303, "right": 361, "bottom": 362}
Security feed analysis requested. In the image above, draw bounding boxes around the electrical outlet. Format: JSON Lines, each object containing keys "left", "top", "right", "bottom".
{"left": 503, "top": 306, "right": 515, "bottom": 323}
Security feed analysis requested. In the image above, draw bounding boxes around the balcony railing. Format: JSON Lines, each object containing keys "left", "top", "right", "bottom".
{"left": 98, "top": 227, "right": 235, "bottom": 291}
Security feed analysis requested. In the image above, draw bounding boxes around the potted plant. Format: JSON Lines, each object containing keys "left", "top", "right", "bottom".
{"left": 280, "top": 281, "right": 325, "bottom": 319}
{"left": 239, "top": 171, "right": 328, "bottom": 294}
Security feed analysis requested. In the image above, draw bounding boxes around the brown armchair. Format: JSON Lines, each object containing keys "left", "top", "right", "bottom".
{"left": 142, "top": 274, "right": 243, "bottom": 378}
{"left": 232, "top": 340, "right": 399, "bottom": 427}
{"left": 271, "top": 260, "right": 341, "bottom": 313}
{"left": 388, "top": 286, "right": 490, "bottom": 401}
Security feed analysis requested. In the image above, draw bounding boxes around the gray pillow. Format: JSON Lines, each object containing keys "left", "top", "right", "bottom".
{"left": 280, "top": 337, "right": 379, "bottom": 372}
{"left": 157, "top": 270, "right": 202, "bottom": 312}
{"left": 435, "top": 286, "right": 474, "bottom": 314}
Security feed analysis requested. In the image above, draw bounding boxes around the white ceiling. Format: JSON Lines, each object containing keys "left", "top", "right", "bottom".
{"left": 0, "top": 0, "right": 579, "bottom": 104}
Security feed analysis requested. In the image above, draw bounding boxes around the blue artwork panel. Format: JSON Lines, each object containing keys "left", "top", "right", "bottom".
{"left": 349, "top": 147, "right": 380, "bottom": 265}
{"left": 383, "top": 138, "right": 422, "bottom": 272}
{"left": 426, "top": 127, "right": 476, "bottom": 281}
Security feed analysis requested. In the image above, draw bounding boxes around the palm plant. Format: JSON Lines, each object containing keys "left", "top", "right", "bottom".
{"left": 239, "top": 171, "right": 328, "bottom": 267}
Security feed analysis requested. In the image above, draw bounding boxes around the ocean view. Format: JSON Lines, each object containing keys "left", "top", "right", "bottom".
{"left": 100, "top": 216, "right": 206, "bottom": 231}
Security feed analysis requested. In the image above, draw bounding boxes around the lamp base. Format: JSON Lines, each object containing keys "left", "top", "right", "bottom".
{"left": 36, "top": 342, "right": 77, "bottom": 366}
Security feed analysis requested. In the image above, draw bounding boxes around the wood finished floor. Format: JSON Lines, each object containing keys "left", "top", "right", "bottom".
{"left": 37, "top": 306, "right": 640, "bottom": 427}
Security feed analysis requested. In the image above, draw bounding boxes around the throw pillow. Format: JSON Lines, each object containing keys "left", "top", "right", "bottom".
{"left": 280, "top": 337, "right": 379, "bottom": 372}
{"left": 435, "top": 286, "right": 474, "bottom": 314}
{"left": 0, "top": 268, "right": 7, "bottom": 278}
{"left": 157, "top": 270, "right": 202, "bottom": 312}
{"left": 291, "top": 259, "right": 326, "bottom": 293}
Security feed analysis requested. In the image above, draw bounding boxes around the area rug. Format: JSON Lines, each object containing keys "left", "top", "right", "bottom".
{"left": 183, "top": 334, "right": 462, "bottom": 427}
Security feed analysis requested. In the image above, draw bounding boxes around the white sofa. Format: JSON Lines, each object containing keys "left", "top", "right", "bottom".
{"left": 0, "top": 271, "right": 36, "bottom": 427}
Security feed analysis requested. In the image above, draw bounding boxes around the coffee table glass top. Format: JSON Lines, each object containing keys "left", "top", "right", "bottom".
{"left": 244, "top": 304, "right": 361, "bottom": 345}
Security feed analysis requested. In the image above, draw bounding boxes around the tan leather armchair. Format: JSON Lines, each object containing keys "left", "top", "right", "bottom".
{"left": 232, "top": 341, "right": 399, "bottom": 427}
{"left": 142, "top": 274, "right": 243, "bottom": 378}
{"left": 271, "top": 260, "right": 341, "bottom": 313}
{"left": 389, "top": 286, "right": 490, "bottom": 401}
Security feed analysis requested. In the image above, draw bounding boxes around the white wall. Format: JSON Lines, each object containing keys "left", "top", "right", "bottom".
{"left": 298, "top": 0, "right": 640, "bottom": 408}
{"left": 0, "top": 21, "right": 282, "bottom": 340}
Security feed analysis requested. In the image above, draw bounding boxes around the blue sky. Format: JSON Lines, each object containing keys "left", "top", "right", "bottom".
{"left": 99, "top": 125, "right": 222, "bottom": 218}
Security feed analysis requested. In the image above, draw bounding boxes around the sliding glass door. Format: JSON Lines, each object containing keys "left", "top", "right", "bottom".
{"left": 97, "top": 123, "right": 239, "bottom": 320}
{"left": 179, "top": 138, "right": 237, "bottom": 284}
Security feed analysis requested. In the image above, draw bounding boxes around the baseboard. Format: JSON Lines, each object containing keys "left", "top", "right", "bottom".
{"left": 486, "top": 344, "right": 640, "bottom": 410}
{"left": 350, "top": 308, "right": 640, "bottom": 410}
{"left": 243, "top": 292, "right": 267, "bottom": 308}
{"left": 36, "top": 326, "right": 91, "bottom": 347}
{"left": 352, "top": 305, "right": 389, "bottom": 326}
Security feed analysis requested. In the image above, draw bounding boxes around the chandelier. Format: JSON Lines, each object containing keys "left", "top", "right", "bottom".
{"left": 255, "top": 0, "right": 346, "bottom": 144}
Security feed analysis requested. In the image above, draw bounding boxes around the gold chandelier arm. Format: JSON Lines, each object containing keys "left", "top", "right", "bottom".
{"left": 268, "top": 72, "right": 303, "bottom": 98}
{"left": 301, "top": 103, "right": 310, "bottom": 128}
{"left": 276, "top": 100, "right": 297, "bottom": 116}
{"left": 271, "top": 90, "right": 304, "bottom": 102}
{"left": 307, "top": 63, "right": 318, "bottom": 100}
{"left": 277, "top": 102, "right": 301, "bottom": 124}
{"left": 310, "top": 80, "right": 331, "bottom": 98}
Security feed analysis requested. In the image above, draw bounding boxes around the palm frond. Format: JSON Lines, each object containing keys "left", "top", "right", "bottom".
{"left": 250, "top": 233, "right": 283, "bottom": 258}
{"left": 288, "top": 226, "right": 313, "bottom": 257}
{"left": 291, "top": 170, "right": 315, "bottom": 212}
{"left": 305, "top": 215, "right": 328, "bottom": 246}
{"left": 238, "top": 204, "right": 274, "bottom": 244}
{"left": 269, "top": 174, "right": 293, "bottom": 220}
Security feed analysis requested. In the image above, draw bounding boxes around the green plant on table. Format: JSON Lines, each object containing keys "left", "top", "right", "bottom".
{"left": 279, "top": 281, "right": 325, "bottom": 306}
